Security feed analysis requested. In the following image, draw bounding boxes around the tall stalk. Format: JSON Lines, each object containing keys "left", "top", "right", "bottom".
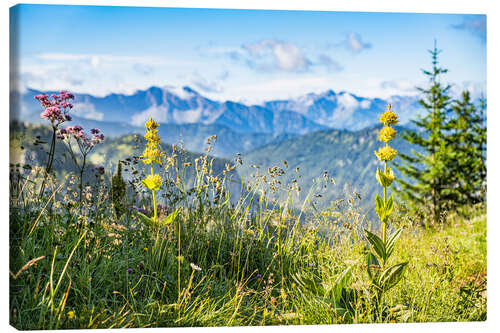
{"left": 365, "top": 104, "right": 408, "bottom": 320}
{"left": 38, "top": 127, "right": 57, "bottom": 196}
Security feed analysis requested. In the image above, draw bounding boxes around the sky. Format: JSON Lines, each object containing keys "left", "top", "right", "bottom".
{"left": 9, "top": 4, "right": 486, "bottom": 104}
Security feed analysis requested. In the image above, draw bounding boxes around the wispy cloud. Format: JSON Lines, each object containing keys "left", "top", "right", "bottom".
{"left": 198, "top": 39, "right": 343, "bottom": 74}
{"left": 452, "top": 16, "right": 486, "bottom": 42}
{"left": 15, "top": 53, "right": 201, "bottom": 96}
{"left": 344, "top": 32, "right": 372, "bottom": 53}
{"left": 190, "top": 72, "right": 223, "bottom": 93}
{"left": 316, "top": 54, "right": 343, "bottom": 72}
{"left": 380, "top": 79, "right": 417, "bottom": 94}
{"left": 242, "top": 39, "right": 311, "bottom": 72}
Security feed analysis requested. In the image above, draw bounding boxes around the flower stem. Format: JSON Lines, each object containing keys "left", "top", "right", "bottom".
{"left": 382, "top": 160, "right": 387, "bottom": 244}
{"left": 39, "top": 127, "right": 56, "bottom": 196}
{"left": 150, "top": 164, "right": 157, "bottom": 221}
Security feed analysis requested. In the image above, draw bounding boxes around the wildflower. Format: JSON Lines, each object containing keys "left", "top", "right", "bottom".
{"left": 142, "top": 174, "right": 163, "bottom": 191}
{"left": 256, "top": 273, "right": 262, "bottom": 280}
{"left": 144, "top": 130, "right": 160, "bottom": 144}
{"left": 127, "top": 268, "right": 133, "bottom": 274}
{"left": 379, "top": 104, "right": 399, "bottom": 125}
{"left": 92, "top": 166, "right": 105, "bottom": 176}
{"left": 375, "top": 146, "right": 398, "bottom": 162}
{"left": 376, "top": 167, "right": 395, "bottom": 187}
{"left": 190, "top": 263, "right": 202, "bottom": 271}
{"left": 145, "top": 117, "right": 159, "bottom": 130}
{"left": 141, "top": 145, "right": 164, "bottom": 165}
{"left": 68, "top": 311, "right": 75, "bottom": 319}
{"left": 35, "top": 91, "right": 74, "bottom": 127}
{"left": 378, "top": 126, "right": 397, "bottom": 142}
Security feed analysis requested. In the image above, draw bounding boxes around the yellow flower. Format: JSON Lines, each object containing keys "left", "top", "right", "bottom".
{"left": 378, "top": 126, "right": 397, "bottom": 142}
{"left": 376, "top": 167, "right": 395, "bottom": 187}
{"left": 142, "top": 174, "right": 163, "bottom": 191}
{"left": 375, "top": 146, "right": 398, "bottom": 162}
{"left": 68, "top": 311, "right": 75, "bottom": 319}
{"left": 145, "top": 117, "right": 159, "bottom": 130}
{"left": 380, "top": 105, "right": 399, "bottom": 125}
{"left": 144, "top": 130, "right": 160, "bottom": 144}
{"left": 141, "top": 146, "right": 164, "bottom": 165}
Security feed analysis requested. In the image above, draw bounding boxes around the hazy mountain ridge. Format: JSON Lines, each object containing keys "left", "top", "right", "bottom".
{"left": 13, "top": 86, "right": 422, "bottom": 134}
{"left": 11, "top": 85, "right": 424, "bottom": 158}
{"left": 239, "top": 124, "right": 418, "bottom": 220}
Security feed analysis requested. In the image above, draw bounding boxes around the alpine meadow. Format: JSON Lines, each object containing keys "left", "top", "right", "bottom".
{"left": 9, "top": 5, "right": 486, "bottom": 330}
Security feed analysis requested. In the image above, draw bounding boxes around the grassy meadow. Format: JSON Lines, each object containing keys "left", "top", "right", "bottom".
{"left": 9, "top": 115, "right": 486, "bottom": 329}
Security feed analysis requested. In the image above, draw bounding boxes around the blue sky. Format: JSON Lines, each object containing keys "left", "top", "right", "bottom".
{"left": 10, "top": 4, "right": 486, "bottom": 103}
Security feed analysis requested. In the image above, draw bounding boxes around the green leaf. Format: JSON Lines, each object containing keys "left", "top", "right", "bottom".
{"left": 136, "top": 211, "right": 154, "bottom": 228}
{"left": 378, "top": 262, "right": 408, "bottom": 291}
{"left": 385, "top": 194, "right": 394, "bottom": 218}
{"left": 365, "top": 229, "right": 386, "bottom": 261}
{"left": 375, "top": 194, "right": 386, "bottom": 222}
{"left": 366, "top": 252, "right": 381, "bottom": 281}
{"left": 385, "top": 227, "right": 403, "bottom": 258}
{"left": 159, "top": 208, "right": 181, "bottom": 227}
{"left": 333, "top": 264, "right": 353, "bottom": 304}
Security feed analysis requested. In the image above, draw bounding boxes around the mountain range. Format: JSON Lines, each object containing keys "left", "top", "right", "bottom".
{"left": 11, "top": 86, "right": 423, "bottom": 157}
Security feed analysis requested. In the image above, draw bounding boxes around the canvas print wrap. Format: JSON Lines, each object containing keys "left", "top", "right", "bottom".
{"left": 9, "top": 4, "right": 486, "bottom": 329}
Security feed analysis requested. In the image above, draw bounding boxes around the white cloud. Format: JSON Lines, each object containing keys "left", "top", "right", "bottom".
{"left": 360, "top": 100, "right": 371, "bottom": 109}
{"left": 16, "top": 53, "right": 202, "bottom": 97}
{"left": 190, "top": 73, "right": 224, "bottom": 93}
{"left": 229, "top": 76, "right": 332, "bottom": 104}
{"left": 452, "top": 16, "right": 486, "bottom": 42}
{"left": 450, "top": 81, "right": 486, "bottom": 100}
{"left": 131, "top": 105, "right": 168, "bottom": 126}
{"left": 344, "top": 32, "right": 372, "bottom": 53}
{"left": 242, "top": 39, "right": 311, "bottom": 72}
{"left": 72, "top": 101, "right": 104, "bottom": 121}
{"left": 337, "top": 93, "right": 359, "bottom": 109}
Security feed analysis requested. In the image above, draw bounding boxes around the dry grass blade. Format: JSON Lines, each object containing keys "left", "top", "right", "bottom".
{"left": 9, "top": 256, "right": 45, "bottom": 280}
{"left": 27, "top": 177, "right": 67, "bottom": 238}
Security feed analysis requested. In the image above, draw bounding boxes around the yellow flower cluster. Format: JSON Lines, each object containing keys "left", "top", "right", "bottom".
{"left": 375, "top": 145, "right": 398, "bottom": 162}
{"left": 378, "top": 126, "right": 396, "bottom": 142}
{"left": 375, "top": 104, "right": 398, "bottom": 162}
{"left": 141, "top": 117, "right": 164, "bottom": 165}
{"left": 379, "top": 104, "right": 399, "bottom": 126}
{"left": 142, "top": 174, "right": 163, "bottom": 191}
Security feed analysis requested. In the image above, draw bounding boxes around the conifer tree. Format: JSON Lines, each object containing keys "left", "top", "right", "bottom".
{"left": 394, "top": 42, "right": 454, "bottom": 224}
{"left": 111, "top": 161, "right": 127, "bottom": 219}
{"left": 447, "top": 91, "right": 486, "bottom": 205}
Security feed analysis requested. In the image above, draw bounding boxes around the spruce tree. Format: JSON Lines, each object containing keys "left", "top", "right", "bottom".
{"left": 111, "top": 161, "right": 127, "bottom": 219}
{"left": 394, "top": 42, "right": 454, "bottom": 224}
{"left": 447, "top": 91, "right": 486, "bottom": 205}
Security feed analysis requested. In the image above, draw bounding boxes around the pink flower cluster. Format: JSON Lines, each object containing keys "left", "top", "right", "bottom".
{"left": 58, "top": 126, "right": 105, "bottom": 153}
{"left": 35, "top": 90, "right": 74, "bottom": 126}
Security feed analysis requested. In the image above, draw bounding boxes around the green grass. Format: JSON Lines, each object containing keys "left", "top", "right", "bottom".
{"left": 9, "top": 152, "right": 486, "bottom": 329}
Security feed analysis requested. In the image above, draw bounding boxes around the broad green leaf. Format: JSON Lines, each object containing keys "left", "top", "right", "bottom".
{"left": 366, "top": 252, "right": 381, "bottom": 281}
{"left": 385, "top": 194, "right": 394, "bottom": 218}
{"left": 378, "top": 262, "right": 408, "bottom": 291}
{"left": 333, "top": 264, "right": 353, "bottom": 303}
{"left": 385, "top": 227, "right": 403, "bottom": 258}
{"left": 365, "top": 229, "right": 386, "bottom": 261}
{"left": 375, "top": 194, "right": 386, "bottom": 222}
{"left": 137, "top": 211, "right": 154, "bottom": 228}
{"left": 159, "top": 208, "right": 180, "bottom": 227}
